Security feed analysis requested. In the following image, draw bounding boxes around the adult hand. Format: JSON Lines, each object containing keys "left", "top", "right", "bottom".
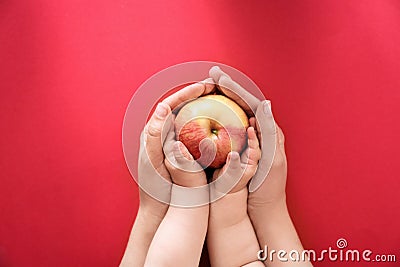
{"left": 248, "top": 103, "right": 287, "bottom": 211}
{"left": 137, "top": 102, "right": 173, "bottom": 218}
{"left": 137, "top": 77, "right": 216, "bottom": 216}
{"left": 209, "top": 66, "right": 260, "bottom": 116}
{"left": 209, "top": 66, "right": 280, "bottom": 196}
{"left": 210, "top": 66, "right": 311, "bottom": 267}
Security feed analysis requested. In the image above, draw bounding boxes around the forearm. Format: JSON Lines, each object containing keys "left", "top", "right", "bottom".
{"left": 208, "top": 189, "right": 262, "bottom": 267}
{"left": 145, "top": 204, "right": 209, "bottom": 267}
{"left": 120, "top": 205, "right": 167, "bottom": 267}
{"left": 249, "top": 201, "right": 312, "bottom": 267}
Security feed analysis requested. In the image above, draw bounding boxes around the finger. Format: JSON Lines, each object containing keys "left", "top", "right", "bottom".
{"left": 249, "top": 117, "right": 259, "bottom": 139}
{"left": 254, "top": 100, "right": 276, "bottom": 135}
{"left": 209, "top": 66, "right": 260, "bottom": 116}
{"left": 146, "top": 102, "right": 171, "bottom": 137}
{"left": 227, "top": 151, "right": 254, "bottom": 189}
{"left": 248, "top": 100, "right": 277, "bottom": 192}
{"left": 249, "top": 117, "right": 256, "bottom": 129}
{"left": 209, "top": 65, "right": 231, "bottom": 82}
{"left": 277, "top": 125, "right": 285, "bottom": 150}
{"left": 171, "top": 141, "right": 203, "bottom": 173}
{"left": 213, "top": 151, "right": 241, "bottom": 181}
{"left": 210, "top": 151, "right": 243, "bottom": 196}
{"left": 145, "top": 102, "right": 172, "bottom": 169}
{"left": 173, "top": 141, "right": 193, "bottom": 163}
{"left": 162, "top": 78, "right": 215, "bottom": 110}
{"left": 196, "top": 138, "right": 217, "bottom": 167}
{"left": 243, "top": 127, "right": 261, "bottom": 166}
{"left": 162, "top": 128, "right": 176, "bottom": 156}
{"left": 247, "top": 127, "right": 259, "bottom": 151}
{"left": 223, "top": 151, "right": 241, "bottom": 177}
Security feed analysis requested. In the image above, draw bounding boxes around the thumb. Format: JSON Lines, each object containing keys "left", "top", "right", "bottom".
{"left": 144, "top": 102, "right": 172, "bottom": 168}
{"left": 196, "top": 138, "right": 217, "bottom": 167}
{"left": 173, "top": 141, "right": 193, "bottom": 163}
{"left": 219, "top": 151, "right": 242, "bottom": 182}
{"left": 211, "top": 152, "right": 242, "bottom": 195}
{"left": 225, "top": 151, "right": 241, "bottom": 173}
{"left": 146, "top": 102, "right": 171, "bottom": 139}
{"left": 171, "top": 141, "right": 203, "bottom": 173}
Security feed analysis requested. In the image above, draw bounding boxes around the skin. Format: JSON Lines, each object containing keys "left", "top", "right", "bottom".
{"left": 121, "top": 67, "right": 312, "bottom": 267}
{"left": 144, "top": 124, "right": 209, "bottom": 267}
{"left": 119, "top": 101, "right": 172, "bottom": 267}
{"left": 210, "top": 66, "right": 313, "bottom": 267}
{"left": 119, "top": 79, "right": 214, "bottom": 267}
{"left": 207, "top": 127, "right": 264, "bottom": 267}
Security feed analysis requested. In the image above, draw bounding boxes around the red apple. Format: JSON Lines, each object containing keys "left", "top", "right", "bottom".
{"left": 174, "top": 95, "right": 249, "bottom": 168}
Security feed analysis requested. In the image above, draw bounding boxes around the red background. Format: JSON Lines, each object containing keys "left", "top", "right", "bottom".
{"left": 1, "top": 1, "right": 399, "bottom": 266}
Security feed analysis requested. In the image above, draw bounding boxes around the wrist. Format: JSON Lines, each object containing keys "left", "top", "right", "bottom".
{"left": 212, "top": 187, "right": 248, "bottom": 208}
{"left": 248, "top": 200, "right": 307, "bottom": 262}
{"left": 210, "top": 188, "right": 248, "bottom": 227}
{"left": 228, "top": 186, "right": 249, "bottom": 195}
{"left": 138, "top": 201, "right": 169, "bottom": 223}
{"left": 172, "top": 176, "right": 207, "bottom": 188}
{"left": 170, "top": 183, "right": 209, "bottom": 207}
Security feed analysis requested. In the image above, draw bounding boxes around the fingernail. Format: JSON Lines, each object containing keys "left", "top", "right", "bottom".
{"left": 263, "top": 100, "right": 272, "bottom": 115}
{"left": 155, "top": 103, "right": 168, "bottom": 118}
{"left": 230, "top": 152, "right": 239, "bottom": 160}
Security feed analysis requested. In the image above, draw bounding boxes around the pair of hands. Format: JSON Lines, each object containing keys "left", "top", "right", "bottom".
{"left": 120, "top": 66, "right": 305, "bottom": 267}
{"left": 139, "top": 66, "right": 287, "bottom": 215}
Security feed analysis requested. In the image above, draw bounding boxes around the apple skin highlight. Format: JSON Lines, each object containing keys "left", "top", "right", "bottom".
{"left": 174, "top": 95, "right": 249, "bottom": 169}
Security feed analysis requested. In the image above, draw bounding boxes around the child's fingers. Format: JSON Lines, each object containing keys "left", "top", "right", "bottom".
{"left": 217, "top": 151, "right": 241, "bottom": 178}
{"left": 226, "top": 152, "right": 245, "bottom": 189}
{"left": 162, "top": 128, "right": 176, "bottom": 157}
{"left": 225, "top": 151, "right": 242, "bottom": 175}
{"left": 171, "top": 141, "right": 203, "bottom": 173}
{"left": 240, "top": 126, "right": 259, "bottom": 165}
{"left": 247, "top": 127, "right": 260, "bottom": 151}
{"left": 173, "top": 141, "right": 193, "bottom": 162}
{"left": 227, "top": 151, "right": 254, "bottom": 192}
{"left": 249, "top": 116, "right": 261, "bottom": 141}
{"left": 197, "top": 138, "right": 217, "bottom": 167}
{"left": 245, "top": 127, "right": 261, "bottom": 166}
{"left": 211, "top": 151, "right": 243, "bottom": 194}
{"left": 249, "top": 117, "right": 256, "bottom": 129}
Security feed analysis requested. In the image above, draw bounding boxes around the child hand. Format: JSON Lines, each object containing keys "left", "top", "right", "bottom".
{"left": 212, "top": 126, "right": 261, "bottom": 194}
{"left": 163, "top": 118, "right": 211, "bottom": 188}
{"left": 207, "top": 127, "right": 262, "bottom": 267}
